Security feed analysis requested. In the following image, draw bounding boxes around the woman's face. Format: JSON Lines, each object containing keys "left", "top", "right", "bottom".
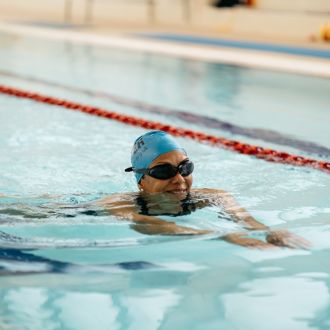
{"left": 139, "top": 150, "right": 193, "bottom": 199}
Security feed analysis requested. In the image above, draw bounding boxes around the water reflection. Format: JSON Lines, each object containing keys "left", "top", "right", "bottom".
{"left": 222, "top": 275, "right": 329, "bottom": 330}
{"left": 120, "top": 289, "right": 181, "bottom": 329}
{"left": 1, "top": 285, "right": 183, "bottom": 329}
{"left": 56, "top": 292, "right": 120, "bottom": 330}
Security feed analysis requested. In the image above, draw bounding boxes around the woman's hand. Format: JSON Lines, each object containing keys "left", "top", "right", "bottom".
{"left": 266, "top": 230, "right": 311, "bottom": 249}
{"left": 222, "top": 230, "right": 311, "bottom": 250}
{"left": 222, "top": 232, "right": 278, "bottom": 249}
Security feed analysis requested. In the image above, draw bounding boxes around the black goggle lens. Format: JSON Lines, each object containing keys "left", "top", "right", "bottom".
{"left": 148, "top": 160, "right": 194, "bottom": 180}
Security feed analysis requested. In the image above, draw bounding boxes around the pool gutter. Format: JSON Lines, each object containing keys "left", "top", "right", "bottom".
{"left": 0, "top": 22, "right": 329, "bottom": 78}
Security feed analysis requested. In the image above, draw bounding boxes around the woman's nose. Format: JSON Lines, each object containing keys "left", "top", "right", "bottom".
{"left": 171, "top": 172, "right": 185, "bottom": 183}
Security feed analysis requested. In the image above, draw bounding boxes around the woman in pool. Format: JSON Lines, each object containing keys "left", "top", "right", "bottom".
{"left": 98, "top": 130, "right": 309, "bottom": 249}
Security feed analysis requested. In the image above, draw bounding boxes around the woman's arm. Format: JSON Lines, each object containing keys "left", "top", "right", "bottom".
{"left": 97, "top": 194, "right": 211, "bottom": 236}
{"left": 107, "top": 199, "right": 277, "bottom": 247}
{"left": 195, "top": 188, "right": 269, "bottom": 230}
{"left": 98, "top": 193, "right": 310, "bottom": 249}
{"left": 217, "top": 191, "right": 268, "bottom": 230}
{"left": 130, "top": 214, "right": 211, "bottom": 236}
{"left": 194, "top": 188, "right": 310, "bottom": 249}
{"left": 193, "top": 188, "right": 267, "bottom": 230}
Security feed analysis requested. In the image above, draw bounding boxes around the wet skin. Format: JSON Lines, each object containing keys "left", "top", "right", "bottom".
{"left": 0, "top": 151, "right": 311, "bottom": 249}
{"left": 97, "top": 151, "right": 310, "bottom": 250}
{"left": 138, "top": 150, "right": 192, "bottom": 199}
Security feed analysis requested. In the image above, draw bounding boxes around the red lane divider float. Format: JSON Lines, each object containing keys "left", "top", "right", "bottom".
{"left": 1, "top": 84, "right": 329, "bottom": 174}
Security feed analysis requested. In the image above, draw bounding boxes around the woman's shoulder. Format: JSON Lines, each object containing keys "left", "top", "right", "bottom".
{"left": 95, "top": 192, "right": 138, "bottom": 206}
{"left": 191, "top": 188, "right": 228, "bottom": 195}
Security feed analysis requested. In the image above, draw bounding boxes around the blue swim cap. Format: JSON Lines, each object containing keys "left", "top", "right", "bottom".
{"left": 130, "top": 130, "right": 186, "bottom": 183}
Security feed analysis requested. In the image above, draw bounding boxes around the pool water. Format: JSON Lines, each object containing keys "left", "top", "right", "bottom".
{"left": 0, "top": 31, "right": 330, "bottom": 330}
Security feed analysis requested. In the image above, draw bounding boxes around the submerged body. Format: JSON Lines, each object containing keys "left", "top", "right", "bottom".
{"left": 98, "top": 131, "right": 309, "bottom": 249}
{"left": 0, "top": 130, "right": 310, "bottom": 249}
{"left": 98, "top": 188, "right": 308, "bottom": 249}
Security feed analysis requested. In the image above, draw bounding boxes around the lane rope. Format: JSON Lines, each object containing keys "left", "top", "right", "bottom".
{"left": 1, "top": 69, "right": 329, "bottom": 156}
{"left": 1, "top": 84, "right": 329, "bottom": 174}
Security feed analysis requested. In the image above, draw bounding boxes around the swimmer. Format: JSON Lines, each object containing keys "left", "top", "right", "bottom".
{"left": 98, "top": 130, "right": 309, "bottom": 249}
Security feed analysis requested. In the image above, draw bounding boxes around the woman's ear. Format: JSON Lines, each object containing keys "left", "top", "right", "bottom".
{"left": 138, "top": 175, "right": 148, "bottom": 192}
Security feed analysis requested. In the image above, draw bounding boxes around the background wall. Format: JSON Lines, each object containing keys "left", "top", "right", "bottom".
{"left": 0, "top": 0, "right": 329, "bottom": 42}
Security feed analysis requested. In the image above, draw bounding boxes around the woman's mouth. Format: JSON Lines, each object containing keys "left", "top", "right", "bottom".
{"left": 167, "top": 189, "right": 187, "bottom": 195}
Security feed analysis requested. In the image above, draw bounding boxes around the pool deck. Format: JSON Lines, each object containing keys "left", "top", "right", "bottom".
{"left": 1, "top": 21, "right": 329, "bottom": 79}
{"left": 0, "top": 0, "right": 329, "bottom": 78}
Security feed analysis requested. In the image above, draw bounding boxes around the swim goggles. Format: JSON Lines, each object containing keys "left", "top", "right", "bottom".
{"left": 125, "top": 159, "right": 194, "bottom": 180}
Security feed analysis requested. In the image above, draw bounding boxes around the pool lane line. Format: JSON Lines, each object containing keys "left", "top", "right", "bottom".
{"left": 1, "top": 69, "right": 329, "bottom": 157}
{"left": 1, "top": 84, "right": 329, "bottom": 174}
{"left": 138, "top": 33, "right": 330, "bottom": 59}
{"left": 0, "top": 23, "right": 330, "bottom": 78}
{"left": 0, "top": 246, "right": 158, "bottom": 275}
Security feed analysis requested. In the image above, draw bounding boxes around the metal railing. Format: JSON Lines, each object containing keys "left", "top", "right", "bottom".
{"left": 64, "top": 0, "right": 94, "bottom": 24}
{"left": 63, "top": 0, "right": 192, "bottom": 25}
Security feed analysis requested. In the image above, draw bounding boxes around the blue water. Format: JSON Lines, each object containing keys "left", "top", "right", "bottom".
{"left": 0, "top": 31, "right": 330, "bottom": 330}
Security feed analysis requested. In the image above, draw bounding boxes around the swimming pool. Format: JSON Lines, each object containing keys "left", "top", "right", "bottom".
{"left": 1, "top": 30, "right": 330, "bottom": 330}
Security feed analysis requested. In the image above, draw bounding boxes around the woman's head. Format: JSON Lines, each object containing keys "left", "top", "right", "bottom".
{"left": 125, "top": 131, "right": 193, "bottom": 198}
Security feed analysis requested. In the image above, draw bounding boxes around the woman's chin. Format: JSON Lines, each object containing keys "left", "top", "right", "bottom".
{"left": 166, "top": 189, "right": 188, "bottom": 199}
